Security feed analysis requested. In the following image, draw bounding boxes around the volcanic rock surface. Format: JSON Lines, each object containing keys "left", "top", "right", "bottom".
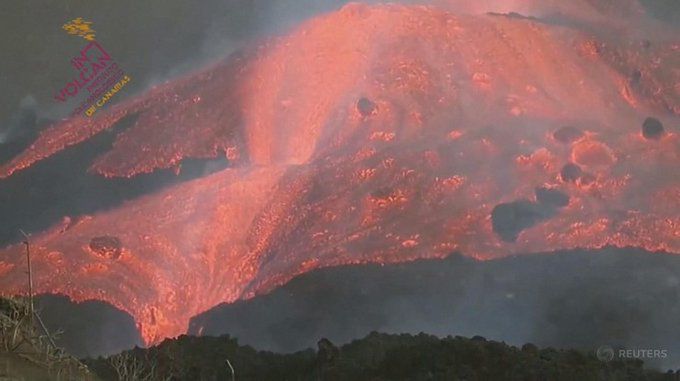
{"left": 0, "top": 2, "right": 678, "bottom": 344}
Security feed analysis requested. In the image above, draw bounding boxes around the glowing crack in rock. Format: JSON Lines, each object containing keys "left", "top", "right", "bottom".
{"left": 0, "top": 3, "right": 678, "bottom": 344}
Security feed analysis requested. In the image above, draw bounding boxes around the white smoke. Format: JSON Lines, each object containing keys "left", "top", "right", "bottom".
{"left": 0, "top": 95, "right": 37, "bottom": 145}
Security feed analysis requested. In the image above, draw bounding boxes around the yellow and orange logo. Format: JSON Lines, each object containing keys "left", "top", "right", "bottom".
{"left": 62, "top": 17, "right": 96, "bottom": 41}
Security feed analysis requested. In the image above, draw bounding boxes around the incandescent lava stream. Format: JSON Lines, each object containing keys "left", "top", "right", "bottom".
{"left": 0, "top": 3, "right": 679, "bottom": 344}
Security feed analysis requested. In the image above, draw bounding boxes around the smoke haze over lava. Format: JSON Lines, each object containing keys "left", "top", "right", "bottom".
{"left": 0, "top": 0, "right": 678, "bottom": 349}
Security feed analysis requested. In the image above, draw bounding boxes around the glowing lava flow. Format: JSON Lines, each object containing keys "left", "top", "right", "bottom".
{"left": 0, "top": 4, "right": 679, "bottom": 344}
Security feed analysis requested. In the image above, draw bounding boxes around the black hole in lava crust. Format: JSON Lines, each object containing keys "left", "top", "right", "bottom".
{"left": 89, "top": 236, "right": 123, "bottom": 260}
{"left": 357, "top": 97, "right": 376, "bottom": 117}
{"left": 35, "top": 294, "right": 143, "bottom": 358}
{"left": 491, "top": 200, "right": 555, "bottom": 242}
{"left": 560, "top": 163, "right": 582, "bottom": 183}
{"left": 642, "top": 117, "right": 664, "bottom": 140}
{"left": 552, "top": 126, "right": 584, "bottom": 144}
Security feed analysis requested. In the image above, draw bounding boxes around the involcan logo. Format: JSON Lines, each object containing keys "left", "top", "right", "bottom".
{"left": 596, "top": 345, "right": 669, "bottom": 362}
{"left": 54, "top": 18, "right": 132, "bottom": 118}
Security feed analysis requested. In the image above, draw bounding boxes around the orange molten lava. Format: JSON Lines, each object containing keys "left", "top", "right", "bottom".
{"left": 0, "top": 3, "right": 679, "bottom": 344}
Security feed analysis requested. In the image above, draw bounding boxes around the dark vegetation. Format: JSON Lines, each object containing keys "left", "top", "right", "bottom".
{"left": 85, "top": 332, "right": 680, "bottom": 381}
{"left": 5, "top": 293, "right": 679, "bottom": 380}
{"left": 0, "top": 297, "right": 98, "bottom": 380}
